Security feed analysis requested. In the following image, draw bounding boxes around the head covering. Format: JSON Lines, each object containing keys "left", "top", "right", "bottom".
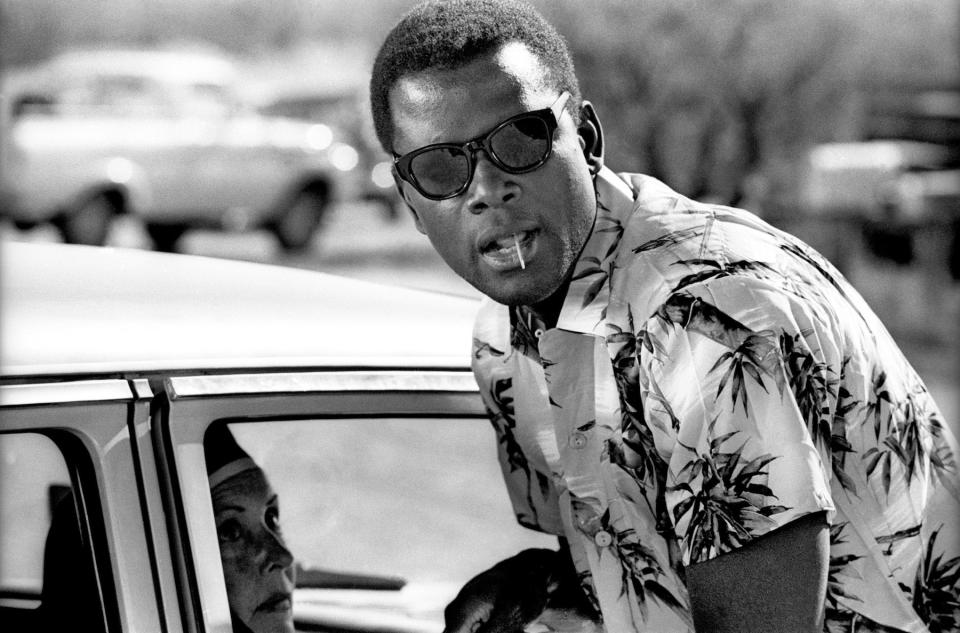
{"left": 204, "top": 424, "right": 260, "bottom": 489}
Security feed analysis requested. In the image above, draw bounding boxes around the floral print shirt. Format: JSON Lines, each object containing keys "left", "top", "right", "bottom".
{"left": 471, "top": 168, "right": 960, "bottom": 633}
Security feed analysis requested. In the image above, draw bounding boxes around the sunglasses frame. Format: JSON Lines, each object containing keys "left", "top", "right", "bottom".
{"left": 393, "top": 91, "right": 572, "bottom": 201}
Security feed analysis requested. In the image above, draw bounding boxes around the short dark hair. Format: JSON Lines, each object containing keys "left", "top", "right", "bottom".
{"left": 369, "top": 0, "right": 581, "bottom": 153}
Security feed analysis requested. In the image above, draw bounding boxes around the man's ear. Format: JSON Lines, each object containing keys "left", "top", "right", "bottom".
{"left": 576, "top": 101, "right": 604, "bottom": 176}
{"left": 392, "top": 170, "right": 427, "bottom": 234}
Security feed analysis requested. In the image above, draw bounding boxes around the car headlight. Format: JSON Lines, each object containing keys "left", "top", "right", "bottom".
{"left": 371, "top": 161, "right": 394, "bottom": 189}
{"left": 107, "top": 157, "right": 134, "bottom": 184}
{"left": 306, "top": 124, "right": 333, "bottom": 151}
{"left": 329, "top": 142, "right": 359, "bottom": 172}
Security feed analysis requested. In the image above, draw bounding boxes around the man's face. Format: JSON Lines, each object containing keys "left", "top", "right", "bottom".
{"left": 389, "top": 42, "right": 598, "bottom": 307}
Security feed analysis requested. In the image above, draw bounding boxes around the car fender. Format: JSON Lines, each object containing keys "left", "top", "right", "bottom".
{"left": 62, "top": 157, "right": 153, "bottom": 218}
{"left": 275, "top": 172, "right": 335, "bottom": 210}
{"left": 84, "top": 155, "right": 153, "bottom": 216}
{"left": 7, "top": 123, "right": 153, "bottom": 220}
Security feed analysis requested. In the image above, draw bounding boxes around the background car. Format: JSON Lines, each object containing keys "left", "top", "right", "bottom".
{"left": 0, "top": 242, "right": 559, "bottom": 633}
{"left": 255, "top": 85, "right": 403, "bottom": 221}
{"left": 0, "top": 48, "right": 366, "bottom": 252}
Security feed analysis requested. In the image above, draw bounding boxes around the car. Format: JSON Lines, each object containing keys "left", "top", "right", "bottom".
{"left": 255, "top": 86, "right": 403, "bottom": 221}
{"left": 0, "top": 48, "right": 366, "bottom": 252}
{"left": 0, "top": 242, "right": 559, "bottom": 633}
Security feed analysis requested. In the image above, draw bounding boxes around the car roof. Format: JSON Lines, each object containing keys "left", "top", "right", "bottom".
{"left": 42, "top": 48, "right": 238, "bottom": 87}
{"left": 1, "top": 242, "right": 479, "bottom": 378}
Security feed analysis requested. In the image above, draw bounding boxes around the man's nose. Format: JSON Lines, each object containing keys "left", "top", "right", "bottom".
{"left": 465, "top": 152, "right": 518, "bottom": 213}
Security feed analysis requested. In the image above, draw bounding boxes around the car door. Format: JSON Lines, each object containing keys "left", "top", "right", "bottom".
{"left": 0, "top": 378, "right": 178, "bottom": 633}
{"left": 158, "top": 368, "right": 557, "bottom": 633}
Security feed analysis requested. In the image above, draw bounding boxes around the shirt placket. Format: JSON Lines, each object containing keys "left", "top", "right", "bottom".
{"left": 538, "top": 329, "right": 638, "bottom": 631}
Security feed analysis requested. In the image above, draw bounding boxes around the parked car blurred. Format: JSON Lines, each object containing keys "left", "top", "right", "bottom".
{"left": 0, "top": 48, "right": 368, "bottom": 252}
{"left": 800, "top": 139, "right": 959, "bottom": 273}
{"left": 0, "top": 241, "right": 561, "bottom": 633}
{"left": 797, "top": 86, "right": 960, "bottom": 278}
{"left": 255, "top": 86, "right": 403, "bottom": 220}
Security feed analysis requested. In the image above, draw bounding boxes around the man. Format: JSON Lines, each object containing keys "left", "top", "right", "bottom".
{"left": 370, "top": 2, "right": 960, "bottom": 632}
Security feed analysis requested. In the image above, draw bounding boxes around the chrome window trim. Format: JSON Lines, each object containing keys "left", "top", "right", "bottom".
{"left": 0, "top": 380, "right": 133, "bottom": 407}
{"left": 166, "top": 370, "right": 480, "bottom": 399}
{"left": 3, "top": 356, "right": 471, "bottom": 379}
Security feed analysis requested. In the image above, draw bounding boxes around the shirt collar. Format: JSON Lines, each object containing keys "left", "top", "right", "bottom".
{"left": 553, "top": 167, "right": 637, "bottom": 336}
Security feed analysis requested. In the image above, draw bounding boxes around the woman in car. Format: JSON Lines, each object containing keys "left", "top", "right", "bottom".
{"left": 205, "top": 424, "right": 297, "bottom": 633}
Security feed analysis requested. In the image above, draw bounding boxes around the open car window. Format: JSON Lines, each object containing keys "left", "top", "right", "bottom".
{"left": 205, "top": 418, "right": 556, "bottom": 632}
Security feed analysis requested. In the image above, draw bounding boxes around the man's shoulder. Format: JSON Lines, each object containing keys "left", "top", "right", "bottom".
{"left": 613, "top": 171, "right": 680, "bottom": 202}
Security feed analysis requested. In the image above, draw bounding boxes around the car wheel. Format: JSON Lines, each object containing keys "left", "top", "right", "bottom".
{"left": 58, "top": 193, "right": 115, "bottom": 246}
{"left": 13, "top": 220, "right": 38, "bottom": 231}
{"left": 146, "top": 223, "right": 188, "bottom": 253}
{"left": 273, "top": 187, "right": 327, "bottom": 253}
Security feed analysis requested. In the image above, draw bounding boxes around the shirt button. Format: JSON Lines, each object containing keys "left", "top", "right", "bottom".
{"left": 594, "top": 530, "right": 613, "bottom": 547}
{"left": 569, "top": 432, "right": 588, "bottom": 449}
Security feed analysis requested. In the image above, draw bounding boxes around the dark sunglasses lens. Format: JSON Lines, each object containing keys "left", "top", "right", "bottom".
{"left": 490, "top": 116, "right": 551, "bottom": 169}
{"left": 409, "top": 147, "right": 470, "bottom": 197}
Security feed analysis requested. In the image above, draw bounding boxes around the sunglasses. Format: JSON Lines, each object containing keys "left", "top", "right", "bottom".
{"left": 393, "top": 92, "right": 571, "bottom": 200}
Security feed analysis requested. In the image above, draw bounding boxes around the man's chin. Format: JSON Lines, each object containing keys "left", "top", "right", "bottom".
{"left": 475, "top": 275, "right": 562, "bottom": 309}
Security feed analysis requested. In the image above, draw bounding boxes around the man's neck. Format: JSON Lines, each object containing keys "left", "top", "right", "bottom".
{"left": 526, "top": 278, "right": 571, "bottom": 331}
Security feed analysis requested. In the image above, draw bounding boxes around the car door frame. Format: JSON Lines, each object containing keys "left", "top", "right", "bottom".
{"left": 0, "top": 377, "right": 177, "bottom": 633}
{"left": 154, "top": 368, "right": 484, "bottom": 633}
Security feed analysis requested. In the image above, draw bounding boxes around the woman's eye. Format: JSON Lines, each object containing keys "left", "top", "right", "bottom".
{"left": 265, "top": 508, "right": 281, "bottom": 532}
{"left": 217, "top": 519, "right": 242, "bottom": 543}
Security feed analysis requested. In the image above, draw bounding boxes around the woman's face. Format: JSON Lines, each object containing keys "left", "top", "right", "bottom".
{"left": 212, "top": 469, "right": 296, "bottom": 633}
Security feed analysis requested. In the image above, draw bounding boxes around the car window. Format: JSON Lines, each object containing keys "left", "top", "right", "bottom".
{"left": 183, "top": 81, "right": 237, "bottom": 117}
{"left": 206, "top": 418, "right": 556, "bottom": 632}
{"left": 0, "top": 432, "right": 108, "bottom": 632}
{"left": 54, "top": 74, "right": 171, "bottom": 117}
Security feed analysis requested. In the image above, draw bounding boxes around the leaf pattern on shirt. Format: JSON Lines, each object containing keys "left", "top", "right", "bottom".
{"left": 577, "top": 569, "right": 602, "bottom": 618}
{"left": 654, "top": 292, "right": 777, "bottom": 371}
{"left": 595, "top": 207, "right": 626, "bottom": 261}
{"left": 654, "top": 291, "right": 785, "bottom": 415}
{"left": 777, "top": 241, "right": 850, "bottom": 304}
{"left": 779, "top": 330, "right": 836, "bottom": 449}
{"left": 670, "top": 426, "right": 790, "bottom": 563}
{"left": 483, "top": 377, "right": 549, "bottom": 529}
{"left": 510, "top": 307, "right": 543, "bottom": 358}
{"left": 472, "top": 337, "right": 506, "bottom": 360}
{"left": 825, "top": 524, "right": 960, "bottom": 633}
{"left": 910, "top": 525, "right": 960, "bottom": 633}
{"left": 570, "top": 255, "right": 611, "bottom": 310}
{"left": 574, "top": 500, "right": 690, "bottom": 626}
{"left": 611, "top": 310, "right": 682, "bottom": 494}
{"left": 710, "top": 330, "right": 784, "bottom": 415}
{"left": 632, "top": 226, "right": 705, "bottom": 254}
{"left": 825, "top": 522, "right": 864, "bottom": 618}
{"left": 831, "top": 358, "right": 860, "bottom": 495}
{"left": 864, "top": 380, "right": 955, "bottom": 496}
{"left": 671, "top": 258, "right": 778, "bottom": 294}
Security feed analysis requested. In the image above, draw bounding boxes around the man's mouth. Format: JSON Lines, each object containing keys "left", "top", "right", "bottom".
{"left": 257, "top": 591, "right": 292, "bottom": 613}
{"left": 480, "top": 230, "right": 536, "bottom": 271}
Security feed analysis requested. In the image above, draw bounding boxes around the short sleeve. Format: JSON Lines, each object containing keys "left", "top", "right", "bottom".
{"left": 637, "top": 279, "right": 836, "bottom": 566}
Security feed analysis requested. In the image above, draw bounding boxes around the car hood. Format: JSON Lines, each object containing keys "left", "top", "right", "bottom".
{"left": 1, "top": 243, "right": 479, "bottom": 377}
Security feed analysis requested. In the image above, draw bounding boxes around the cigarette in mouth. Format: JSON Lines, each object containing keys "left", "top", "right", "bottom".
{"left": 513, "top": 234, "right": 526, "bottom": 269}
